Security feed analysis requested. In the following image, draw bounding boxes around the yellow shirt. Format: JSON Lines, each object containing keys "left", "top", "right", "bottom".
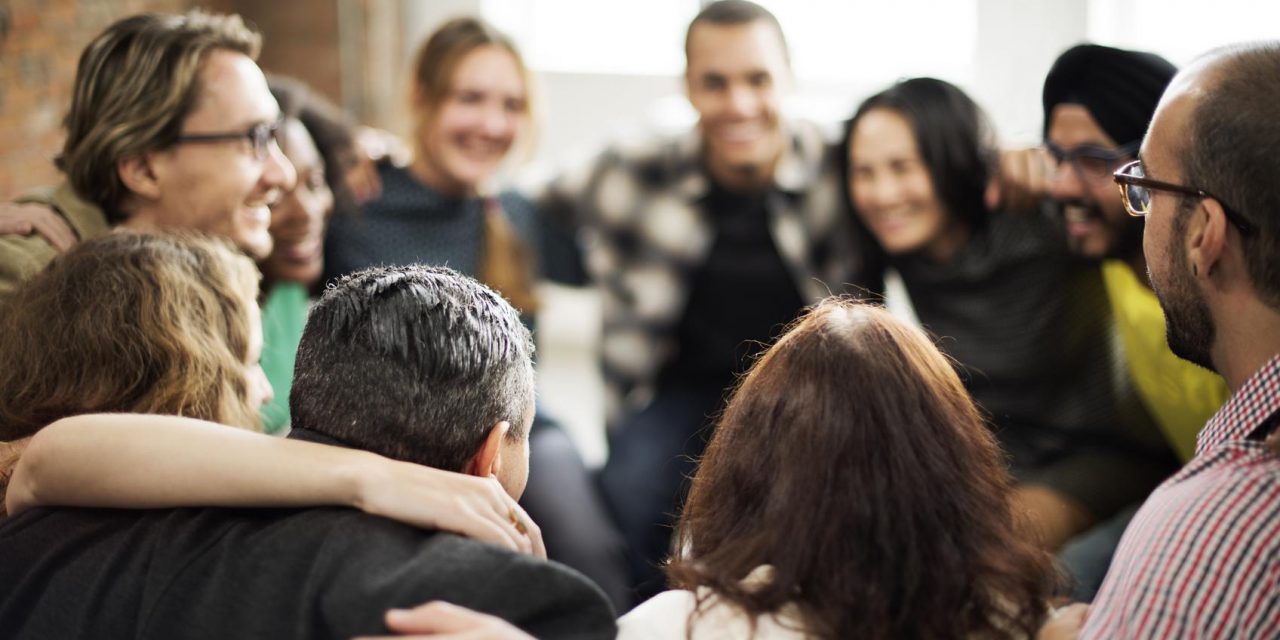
{"left": 1102, "top": 260, "right": 1229, "bottom": 461}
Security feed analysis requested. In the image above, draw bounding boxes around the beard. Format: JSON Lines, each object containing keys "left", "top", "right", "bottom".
{"left": 1153, "top": 234, "right": 1217, "bottom": 372}
{"left": 1058, "top": 198, "right": 1144, "bottom": 260}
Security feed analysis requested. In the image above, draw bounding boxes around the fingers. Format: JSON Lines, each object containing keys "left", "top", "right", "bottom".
{"left": 484, "top": 478, "right": 538, "bottom": 558}
{"left": 31, "top": 212, "right": 79, "bottom": 252}
{"left": 1265, "top": 428, "right": 1280, "bottom": 455}
{"left": 993, "top": 147, "right": 1053, "bottom": 212}
{"left": 0, "top": 219, "right": 33, "bottom": 236}
{"left": 0, "top": 203, "right": 78, "bottom": 252}
{"left": 1037, "top": 603, "right": 1089, "bottom": 640}
{"left": 351, "top": 601, "right": 533, "bottom": 639}
{"left": 357, "top": 461, "right": 543, "bottom": 559}
{"left": 511, "top": 502, "right": 546, "bottom": 559}
{"left": 440, "top": 475, "right": 538, "bottom": 558}
{"left": 345, "top": 160, "right": 383, "bottom": 204}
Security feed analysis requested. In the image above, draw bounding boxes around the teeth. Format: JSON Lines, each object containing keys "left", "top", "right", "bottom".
{"left": 719, "top": 126, "right": 761, "bottom": 142}
{"left": 1065, "top": 208, "right": 1090, "bottom": 224}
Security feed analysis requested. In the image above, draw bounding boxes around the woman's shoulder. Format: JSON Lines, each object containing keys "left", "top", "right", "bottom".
{"left": 618, "top": 577, "right": 810, "bottom": 640}
{"left": 617, "top": 590, "right": 697, "bottom": 639}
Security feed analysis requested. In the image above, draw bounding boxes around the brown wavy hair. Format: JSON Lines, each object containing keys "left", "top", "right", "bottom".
{"left": 56, "top": 11, "right": 261, "bottom": 222}
{"left": 667, "top": 298, "right": 1054, "bottom": 639}
{"left": 0, "top": 232, "right": 262, "bottom": 441}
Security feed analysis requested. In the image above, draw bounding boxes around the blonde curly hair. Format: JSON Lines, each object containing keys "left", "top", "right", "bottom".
{"left": 0, "top": 231, "right": 262, "bottom": 440}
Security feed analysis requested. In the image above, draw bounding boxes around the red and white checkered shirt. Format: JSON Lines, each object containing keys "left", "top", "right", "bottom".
{"left": 1083, "top": 354, "right": 1280, "bottom": 638}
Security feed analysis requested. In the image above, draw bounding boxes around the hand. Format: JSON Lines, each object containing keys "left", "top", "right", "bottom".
{"left": 1037, "top": 603, "right": 1088, "bottom": 640}
{"left": 356, "top": 459, "right": 545, "bottom": 559}
{"left": 353, "top": 601, "right": 535, "bottom": 640}
{"left": 1265, "top": 428, "right": 1280, "bottom": 455}
{"left": 986, "top": 146, "right": 1054, "bottom": 212}
{"left": 345, "top": 127, "right": 413, "bottom": 203}
{"left": 0, "top": 202, "right": 77, "bottom": 252}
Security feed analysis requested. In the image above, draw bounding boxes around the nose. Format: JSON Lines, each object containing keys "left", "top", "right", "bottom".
{"left": 725, "top": 84, "right": 759, "bottom": 119}
{"left": 481, "top": 103, "right": 515, "bottom": 139}
{"left": 863, "top": 172, "right": 903, "bottom": 210}
{"left": 1049, "top": 159, "right": 1083, "bottom": 201}
{"left": 262, "top": 140, "right": 298, "bottom": 193}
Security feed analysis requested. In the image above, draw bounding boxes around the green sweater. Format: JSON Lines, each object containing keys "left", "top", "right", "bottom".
{"left": 259, "top": 282, "right": 310, "bottom": 434}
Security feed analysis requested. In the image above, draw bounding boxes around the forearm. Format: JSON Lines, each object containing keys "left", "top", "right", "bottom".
{"left": 7, "top": 413, "right": 543, "bottom": 556}
{"left": 5, "top": 413, "right": 374, "bottom": 516}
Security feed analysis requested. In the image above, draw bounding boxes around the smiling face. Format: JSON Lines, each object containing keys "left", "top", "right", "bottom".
{"left": 129, "top": 49, "right": 295, "bottom": 260}
{"left": 412, "top": 45, "right": 527, "bottom": 197}
{"left": 685, "top": 20, "right": 790, "bottom": 190}
{"left": 1046, "top": 104, "right": 1141, "bottom": 260}
{"left": 264, "top": 119, "right": 332, "bottom": 286}
{"left": 849, "top": 108, "right": 963, "bottom": 261}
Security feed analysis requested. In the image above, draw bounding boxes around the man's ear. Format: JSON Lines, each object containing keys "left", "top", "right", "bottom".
{"left": 464, "top": 421, "right": 510, "bottom": 479}
{"left": 1190, "top": 197, "right": 1228, "bottom": 280}
{"left": 117, "top": 154, "right": 163, "bottom": 202}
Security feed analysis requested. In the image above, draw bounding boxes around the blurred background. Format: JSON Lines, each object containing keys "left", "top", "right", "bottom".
{"left": 2, "top": 0, "right": 1273, "bottom": 464}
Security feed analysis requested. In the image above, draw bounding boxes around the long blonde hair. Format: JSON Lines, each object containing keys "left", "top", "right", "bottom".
{"left": 412, "top": 18, "right": 541, "bottom": 313}
{"left": 0, "top": 232, "right": 262, "bottom": 440}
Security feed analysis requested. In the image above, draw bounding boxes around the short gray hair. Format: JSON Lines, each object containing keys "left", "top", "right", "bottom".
{"left": 291, "top": 265, "right": 535, "bottom": 471}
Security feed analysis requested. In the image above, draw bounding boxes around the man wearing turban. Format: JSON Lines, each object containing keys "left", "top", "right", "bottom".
{"left": 1042, "top": 43, "right": 1230, "bottom": 600}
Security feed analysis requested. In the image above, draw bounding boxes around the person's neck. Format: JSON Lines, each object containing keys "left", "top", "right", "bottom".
{"left": 1211, "top": 302, "right": 1280, "bottom": 392}
{"left": 704, "top": 155, "right": 777, "bottom": 194}
{"left": 409, "top": 156, "right": 476, "bottom": 200}
{"left": 117, "top": 207, "right": 159, "bottom": 232}
{"left": 922, "top": 217, "right": 971, "bottom": 264}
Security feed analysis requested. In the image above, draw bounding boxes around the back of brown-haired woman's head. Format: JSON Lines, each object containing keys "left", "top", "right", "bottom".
{"left": 0, "top": 232, "right": 262, "bottom": 441}
{"left": 669, "top": 298, "right": 1053, "bottom": 639}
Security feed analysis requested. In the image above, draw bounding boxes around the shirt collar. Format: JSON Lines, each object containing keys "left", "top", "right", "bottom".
{"left": 676, "top": 121, "right": 826, "bottom": 201}
{"left": 1196, "top": 353, "right": 1280, "bottom": 454}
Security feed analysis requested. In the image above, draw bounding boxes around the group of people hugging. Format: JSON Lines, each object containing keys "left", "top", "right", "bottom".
{"left": 2, "top": 2, "right": 1279, "bottom": 639}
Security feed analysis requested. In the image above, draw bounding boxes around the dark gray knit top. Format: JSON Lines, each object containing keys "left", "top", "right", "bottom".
{"left": 322, "top": 163, "right": 583, "bottom": 289}
{"left": 895, "top": 209, "right": 1173, "bottom": 507}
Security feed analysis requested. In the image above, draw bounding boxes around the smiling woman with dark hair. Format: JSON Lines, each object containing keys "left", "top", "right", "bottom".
{"left": 617, "top": 298, "right": 1055, "bottom": 639}
{"left": 841, "top": 77, "right": 1178, "bottom": 558}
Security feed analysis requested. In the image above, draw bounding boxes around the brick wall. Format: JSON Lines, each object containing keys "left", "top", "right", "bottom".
{"left": 0, "top": 0, "right": 196, "bottom": 198}
{"left": 0, "top": 0, "right": 361, "bottom": 199}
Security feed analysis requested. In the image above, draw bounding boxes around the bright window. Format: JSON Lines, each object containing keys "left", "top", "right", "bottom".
{"left": 1087, "top": 0, "right": 1280, "bottom": 65}
{"left": 484, "top": 0, "right": 978, "bottom": 85}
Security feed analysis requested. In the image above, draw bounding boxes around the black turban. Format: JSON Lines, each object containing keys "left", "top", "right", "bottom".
{"left": 1042, "top": 44, "right": 1177, "bottom": 146}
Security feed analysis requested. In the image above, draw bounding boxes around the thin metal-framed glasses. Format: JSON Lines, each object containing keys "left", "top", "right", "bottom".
{"left": 1045, "top": 140, "right": 1140, "bottom": 183}
{"left": 173, "top": 118, "right": 283, "bottom": 160}
{"left": 1113, "top": 160, "right": 1255, "bottom": 235}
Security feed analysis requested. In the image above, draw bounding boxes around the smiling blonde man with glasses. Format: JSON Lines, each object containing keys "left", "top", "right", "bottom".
{"left": 0, "top": 11, "right": 295, "bottom": 297}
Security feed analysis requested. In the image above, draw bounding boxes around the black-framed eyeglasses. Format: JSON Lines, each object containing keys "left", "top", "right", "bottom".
{"left": 174, "top": 119, "right": 282, "bottom": 160}
{"left": 1045, "top": 140, "right": 1140, "bottom": 184}
{"left": 1113, "top": 160, "right": 1255, "bottom": 235}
